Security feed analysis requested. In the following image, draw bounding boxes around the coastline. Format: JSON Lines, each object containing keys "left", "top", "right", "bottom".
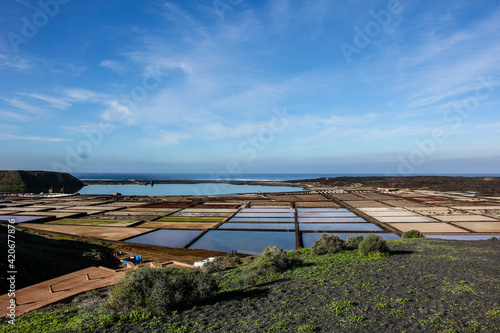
{"left": 80, "top": 176, "right": 500, "bottom": 195}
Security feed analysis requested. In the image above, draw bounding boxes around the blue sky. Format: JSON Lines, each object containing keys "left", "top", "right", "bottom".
{"left": 1, "top": 0, "right": 499, "bottom": 175}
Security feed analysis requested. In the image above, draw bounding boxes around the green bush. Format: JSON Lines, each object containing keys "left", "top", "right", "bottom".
{"left": 202, "top": 257, "right": 225, "bottom": 273}
{"left": 254, "top": 246, "right": 303, "bottom": 273}
{"left": 311, "top": 234, "right": 345, "bottom": 255}
{"left": 82, "top": 249, "right": 105, "bottom": 262}
{"left": 345, "top": 235, "right": 364, "bottom": 250}
{"left": 224, "top": 255, "right": 242, "bottom": 267}
{"left": 237, "top": 269, "right": 261, "bottom": 287}
{"left": 72, "top": 290, "right": 108, "bottom": 327}
{"left": 358, "top": 235, "right": 389, "bottom": 256}
{"left": 488, "top": 236, "right": 498, "bottom": 241}
{"left": 402, "top": 230, "right": 425, "bottom": 238}
{"left": 106, "top": 266, "right": 218, "bottom": 316}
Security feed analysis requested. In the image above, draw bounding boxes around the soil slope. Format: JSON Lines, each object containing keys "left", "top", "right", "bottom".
{"left": 4, "top": 239, "right": 499, "bottom": 332}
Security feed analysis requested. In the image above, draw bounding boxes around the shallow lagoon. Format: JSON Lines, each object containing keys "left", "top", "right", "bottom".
{"left": 79, "top": 183, "right": 305, "bottom": 196}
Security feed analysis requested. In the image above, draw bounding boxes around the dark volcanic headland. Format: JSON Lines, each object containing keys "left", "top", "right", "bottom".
{"left": 0, "top": 170, "right": 84, "bottom": 194}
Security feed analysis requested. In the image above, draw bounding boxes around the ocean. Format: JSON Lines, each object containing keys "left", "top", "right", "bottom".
{"left": 72, "top": 172, "right": 499, "bottom": 182}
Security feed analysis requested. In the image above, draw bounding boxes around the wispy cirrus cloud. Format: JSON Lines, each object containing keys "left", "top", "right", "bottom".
{"left": 0, "top": 133, "right": 71, "bottom": 142}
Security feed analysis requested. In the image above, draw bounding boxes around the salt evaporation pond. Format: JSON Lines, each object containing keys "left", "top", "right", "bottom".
{"left": 298, "top": 217, "right": 366, "bottom": 223}
{"left": 125, "top": 229, "right": 202, "bottom": 248}
{"left": 0, "top": 215, "right": 49, "bottom": 223}
{"left": 299, "top": 223, "right": 383, "bottom": 231}
{"left": 189, "top": 230, "right": 296, "bottom": 253}
{"left": 218, "top": 223, "right": 296, "bottom": 230}
{"left": 229, "top": 217, "right": 296, "bottom": 222}
{"left": 234, "top": 212, "right": 296, "bottom": 218}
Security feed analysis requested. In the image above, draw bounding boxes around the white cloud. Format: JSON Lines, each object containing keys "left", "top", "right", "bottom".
{"left": 0, "top": 54, "right": 33, "bottom": 71}
{"left": 61, "top": 88, "right": 107, "bottom": 103}
{"left": 0, "top": 133, "right": 71, "bottom": 142}
{"left": 18, "top": 92, "right": 72, "bottom": 109}
{"left": 1, "top": 97, "right": 46, "bottom": 115}
{"left": 100, "top": 60, "right": 128, "bottom": 74}
{"left": 143, "top": 130, "right": 190, "bottom": 146}
{"left": 101, "top": 100, "right": 137, "bottom": 124}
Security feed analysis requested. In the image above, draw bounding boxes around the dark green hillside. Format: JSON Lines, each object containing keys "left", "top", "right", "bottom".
{"left": 2, "top": 239, "right": 499, "bottom": 332}
{"left": 0, "top": 226, "right": 120, "bottom": 294}
{"left": 0, "top": 170, "right": 84, "bottom": 194}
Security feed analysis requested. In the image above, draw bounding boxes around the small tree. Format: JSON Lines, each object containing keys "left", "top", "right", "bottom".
{"left": 311, "top": 234, "right": 345, "bottom": 255}
{"left": 358, "top": 235, "right": 389, "bottom": 256}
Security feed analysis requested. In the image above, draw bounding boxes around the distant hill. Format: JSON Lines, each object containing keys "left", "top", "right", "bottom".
{"left": 287, "top": 176, "right": 500, "bottom": 194}
{"left": 0, "top": 170, "right": 84, "bottom": 194}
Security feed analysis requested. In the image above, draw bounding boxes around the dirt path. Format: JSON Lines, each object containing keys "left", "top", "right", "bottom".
{"left": 1, "top": 267, "right": 125, "bottom": 317}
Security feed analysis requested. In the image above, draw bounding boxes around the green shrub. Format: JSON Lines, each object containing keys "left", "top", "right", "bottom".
{"left": 488, "top": 236, "right": 498, "bottom": 241}
{"left": 402, "top": 230, "right": 425, "bottom": 238}
{"left": 345, "top": 235, "right": 364, "bottom": 250}
{"left": 72, "top": 290, "right": 108, "bottom": 326}
{"left": 224, "top": 256, "right": 242, "bottom": 267}
{"left": 242, "top": 256, "right": 256, "bottom": 265}
{"left": 106, "top": 266, "right": 218, "bottom": 316}
{"left": 237, "top": 269, "right": 261, "bottom": 287}
{"left": 254, "top": 246, "right": 303, "bottom": 273}
{"left": 311, "top": 234, "right": 345, "bottom": 255}
{"left": 358, "top": 235, "right": 389, "bottom": 256}
{"left": 202, "top": 257, "right": 225, "bottom": 273}
{"left": 82, "top": 249, "right": 105, "bottom": 262}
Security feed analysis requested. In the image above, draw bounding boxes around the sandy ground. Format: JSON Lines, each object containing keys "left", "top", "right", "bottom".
{"left": 375, "top": 216, "right": 439, "bottom": 223}
{"left": 179, "top": 208, "right": 238, "bottom": 213}
{"left": 0, "top": 267, "right": 125, "bottom": 317}
{"left": 47, "top": 219, "right": 139, "bottom": 227}
{"left": 381, "top": 200, "right": 427, "bottom": 207}
{"left": 123, "top": 208, "right": 179, "bottom": 212}
{"left": 19, "top": 224, "right": 155, "bottom": 241}
{"left": 387, "top": 222, "right": 468, "bottom": 233}
{"left": 103, "top": 211, "right": 167, "bottom": 216}
{"left": 330, "top": 193, "right": 365, "bottom": 200}
{"left": 250, "top": 202, "right": 293, "bottom": 208}
{"left": 138, "top": 221, "right": 219, "bottom": 229}
{"left": 295, "top": 201, "right": 340, "bottom": 208}
{"left": 432, "top": 215, "right": 499, "bottom": 222}
{"left": 170, "top": 212, "right": 234, "bottom": 218}
{"left": 362, "top": 211, "right": 420, "bottom": 217}
{"left": 451, "top": 206, "right": 500, "bottom": 210}
{"left": 343, "top": 201, "right": 391, "bottom": 208}
{"left": 452, "top": 222, "right": 500, "bottom": 232}
{"left": 14, "top": 211, "right": 83, "bottom": 218}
